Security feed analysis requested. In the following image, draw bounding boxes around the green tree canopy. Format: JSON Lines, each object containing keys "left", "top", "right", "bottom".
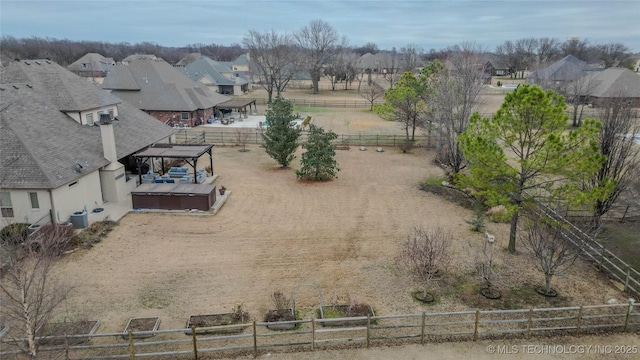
{"left": 458, "top": 84, "right": 605, "bottom": 253}
{"left": 296, "top": 124, "right": 340, "bottom": 181}
{"left": 373, "top": 72, "right": 426, "bottom": 144}
{"left": 261, "top": 97, "right": 302, "bottom": 167}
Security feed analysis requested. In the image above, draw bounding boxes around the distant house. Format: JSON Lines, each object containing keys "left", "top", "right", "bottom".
{"left": 526, "top": 55, "right": 593, "bottom": 89}
{"left": 181, "top": 56, "right": 250, "bottom": 96}
{"left": 121, "top": 54, "right": 159, "bottom": 65}
{"left": 175, "top": 53, "right": 203, "bottom": 67}
{"left": 577, "top": 67, "right": 640, "bottom": 107}
{"left": 67, "top": 53, "right": 115, "bottom": 82}
{"left": 101, "top": 58, "right": 229, "bottom": 126}
{"left": 0, "top": 59, "right": 175, "bottom": 226}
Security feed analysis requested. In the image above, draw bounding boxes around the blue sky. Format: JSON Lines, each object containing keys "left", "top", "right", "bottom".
{"left": 1, "top": 0, "right": 639, "bottom": 52}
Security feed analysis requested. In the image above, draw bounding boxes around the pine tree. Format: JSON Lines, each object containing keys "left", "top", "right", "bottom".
{"left": 296, "top": 124, "right": 340, "bottom": 181}
{"left": 261, "top": 97, "right": 302, "bottom": 167}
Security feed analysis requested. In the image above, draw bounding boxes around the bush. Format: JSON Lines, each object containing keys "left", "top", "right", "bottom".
{"left": 0, "top": 223, "right": 30, "bottom": 247}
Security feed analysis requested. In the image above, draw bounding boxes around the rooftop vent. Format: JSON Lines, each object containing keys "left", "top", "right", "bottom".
{"left": 99, "top": 113, "right": 112, "bottom": 125}
{"left": 26, "top": 84, "right": 33, "bottom": 88}
{"left": 45, "top": 60, "right": 51, "bottom": 64}
{"left": 24, "top": 61, "right": 30, "bottom": 65}
{"left": 35, "top": 61, "right": 41, "bottom": 65}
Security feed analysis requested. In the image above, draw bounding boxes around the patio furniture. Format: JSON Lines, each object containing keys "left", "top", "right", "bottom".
{"left": 154, "top": 179, "right": 164, "bottom": 183}
{"left": 168, "top": 167, "right": 189, "bottom": 178}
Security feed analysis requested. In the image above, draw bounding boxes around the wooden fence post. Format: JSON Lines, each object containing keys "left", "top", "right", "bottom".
{"left": 311, "top": 318, "right": 315, "bottom": 351}
{"left": 576, "top": 306, "right": 583, "bottom": 334}
{"left": 128, "top": 329, "right": 135, "bottom": 360}
{"left": 624, "top": 265, "right": 631, "bottom": 292}
{"left": 473, "top": 310, "right": 480, "bottom": 341}
{"left": 366, "top": 314, "right": 371, "bottom": 348}
{"left": 253, "top": 321, "right": 257, "bottom": 357}
{"left": 526, "top": 309, "right": 533, "bottom": 338}
{"left": 191, "top": 326, "right": 198, "bottom": 360}
{"left": 421, "top": 312, "right": 426, "bottom": 345}
{"left": 624, "top": 300, "right": 635, "bottom": 332}
{"left": 599, "top": 246, "right": 606, "bottom": 271}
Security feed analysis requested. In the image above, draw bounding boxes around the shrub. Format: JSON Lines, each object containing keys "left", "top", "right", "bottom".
{"left": 0, "top": 223, "right": 30, "bottom": 247}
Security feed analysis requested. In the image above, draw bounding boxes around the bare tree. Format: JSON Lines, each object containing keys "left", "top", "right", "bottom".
{"left": 521, "top": 214, "right": 578, "bottom": 296}
{"left": 595, "top": 42, "right": 630, "bottom": 68}
{"left": 381, "top": 47, "right": 400, "bottom": 88}
{"left": 234, "top": 127, "right": 252, "bottom": 152}
{"left": 514, "top": 38, "right": 538, "bottom": 78}
{"left": 0, "top": 223, "right": 74, "bottom": 358}
{"left": 424, "top": 42, "right": 485, "bottom": 177}
{"left": 324, "top": 46, "right": 351, "bottom": 91}
{"left": 535, "top": 37, "right": 562, "bottom": 67}
{"left": 561, "top": 72, "right": 598, "bottom": 127}
{"left": 496, "top": 40, "right": 519, "bottom": 78}
{"left": 359, "top": 82, "right": 384, "bottom": 111}
{"left": 294, "top": 20, "right": 341, "bottom": 94}
{"left": 468, "top": 232, "right": 511, "bottom": 299}
{"left": 243, "top": 29, "right": 297, "bottom": 103}
{"left": 397, "top": 226, "right": 451, "bottom": 302}
{"left": 399, "top": 44, "right": 422, "bottom": 74}
{"left": 584, "top": 97, "right": 640, "bottom": 230}
{"left": 561, "top": 37, "right": 591, "bottom": 60}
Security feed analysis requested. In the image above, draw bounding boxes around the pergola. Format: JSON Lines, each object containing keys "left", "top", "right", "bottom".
{"left": 216, "top": 98, "right": 257, "bottom": 116}
{"left": 133, "top": 144, "right": 214, "bottom": 184}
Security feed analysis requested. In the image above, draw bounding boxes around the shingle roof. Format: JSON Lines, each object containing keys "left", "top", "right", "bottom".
{"left": 101, "top": 58, "right": 229, "bottom": 111}
{"left": 182, "top": 57, "right": 249, "bottom": 86}
{"left": 67, "top": 53, "right": 115, "bottom": 73}
{"left": 0, "top": 60, "right": 176, "bottom": 190}
{"left": 580, "top": 67, "right": 640, "bottom": 98}
{"left": 1, "top": 60, "right": 122, "bottom": 111}
{"left": 527, "top": 55, "right": 591, "bottom": 82}
{"left": 175, "top": 53, "right": 203, "bottom": 67}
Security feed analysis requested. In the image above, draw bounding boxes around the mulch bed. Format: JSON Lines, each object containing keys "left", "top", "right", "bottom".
{"left": 123, "top": 317, "right": 160, "bottom": 339}
{"left": 39, "top": 320, "right": 99, "bottom": 346}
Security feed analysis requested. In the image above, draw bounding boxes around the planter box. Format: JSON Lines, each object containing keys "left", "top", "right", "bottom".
{"left": 319, "top": 305, "right": 375, "bottom": 327}
{"left": 185, "top": 314, "right": 248, "bottom": 335}
{"left": 38, "top": 320, "right": 99, "bottom": 346}
{"left": 265, "top": 309, "right": 296, "bottom": 330}
{"left": 122, "top": 317, "right": 160, "bottom": 339}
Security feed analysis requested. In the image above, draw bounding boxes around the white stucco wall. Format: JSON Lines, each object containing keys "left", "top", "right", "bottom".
{"left": 1, "top": 189, "right": 52, "bottom": 224}
{"left": 49, "top": 170, "right": 104, "bottom": 222}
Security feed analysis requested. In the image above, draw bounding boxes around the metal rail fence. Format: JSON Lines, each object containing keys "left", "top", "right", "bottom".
{"left": 1, "top": 302, "right": 637, "bottom": 359}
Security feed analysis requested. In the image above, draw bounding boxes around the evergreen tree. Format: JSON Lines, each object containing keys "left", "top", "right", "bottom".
{"left": 458, "top": 84, "right": 605, "bottom": 253}
{"left": 261, "top": 97, "right": 302, "bottom": 167}
{"left": 296, "top": 124, "right": 340, "bottom": 181}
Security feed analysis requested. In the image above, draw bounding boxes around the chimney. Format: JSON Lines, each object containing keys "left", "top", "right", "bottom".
{"left": 99, "top": 113, "right": 117, "bottom": 162}
{"left": 235, "top": 73, "right": 241, "bottom": 84}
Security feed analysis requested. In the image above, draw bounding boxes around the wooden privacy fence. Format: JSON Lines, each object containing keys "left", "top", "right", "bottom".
{"left": 175, "top": 129, "right": 434, "bottom": 148}
{"left": 530, "top": 201, "right": 640, "bottom": 299}
{"left": 1, "top": 302, "right": 638, "bottom": 359}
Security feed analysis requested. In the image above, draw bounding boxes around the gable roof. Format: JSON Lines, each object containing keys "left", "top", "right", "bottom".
{"left": 101, "top": 58, "right": 230, "bottom": 111}
{"left": 181, "top": 57, "right": 249, "bottom": 86}
{"left": 527, "top": 55, "right": 592, "bottom": 82}
{"left": 67, "top": 53, "right": 115, "bottom": 74}
{"left": 234, "top": 53, "right": 250, "bottom": 66}
{"left": 580, "top": 67, "right": 640, "bottom": 98}
{"left": 0, "top": 60, "right": 176, "bottom": 189}
{"left": 122, "top": 54, "right": 159, "bottom": 63}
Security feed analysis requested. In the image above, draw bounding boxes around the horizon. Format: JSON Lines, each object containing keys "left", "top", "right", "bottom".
{"left": 1, "top": 1, "right": 639, "bottom": 53}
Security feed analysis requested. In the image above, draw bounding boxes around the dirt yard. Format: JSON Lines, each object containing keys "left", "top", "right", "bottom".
{"left": 53, "top": 145, "right": 628, "bottom": 333}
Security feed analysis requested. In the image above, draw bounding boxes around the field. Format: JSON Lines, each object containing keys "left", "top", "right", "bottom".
{"left": 33, "top": 84, "right": 638, "bottom": 360}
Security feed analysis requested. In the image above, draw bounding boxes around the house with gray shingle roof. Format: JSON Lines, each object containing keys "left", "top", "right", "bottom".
{"left": 67, "top": 53, "right": 115, "bottom": 83}
{"left": 0, "top": 59, "right": 175, "bottom": 226}
{"left": 577, "top": 67, "right": 640, "bottom": 107}
{"left": 181, "top": 56, "right": 250, "bottom": 96}
{"left": 526, "top": 55, "right": 593, "bottom": 89}
{"left": 102, "top": 58, "right": 229, "bottom": 126}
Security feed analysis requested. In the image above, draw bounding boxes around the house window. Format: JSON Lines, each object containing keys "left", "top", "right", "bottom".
{"left": 0, "top": 192, "right": 13, "bottom": 218}
{"left": 181, "top": 112, "right": 190, "bottom": 120}
{"left": 86, "top": 113, "right": 94, "bottom": 125}
{"left": 29, "top": 192, "right": 40, "bottom": 209}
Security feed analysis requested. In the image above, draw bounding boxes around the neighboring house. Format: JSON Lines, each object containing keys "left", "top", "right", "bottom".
{"left": 175, "top": 53, "right": 203, "bottom": 67}
{"left": 121, "top": 54, "right": 159, "bottom": 65}
{"left": 578, "top": 67, "right": 640, "bottom": 107}
{"left": 101, "top": 58, "right": 229, "bottom": 126}
{"left": 181, "top": 56, "right": 250, "bottom": 96}
{"left": 526, "top": 55, "right": 593, "bottom": 89}
{"left": 0, "top": 59, "right": 176, "bottom": 226}
{"left": 67, "top": 53, "right": 115, "bottom": 83}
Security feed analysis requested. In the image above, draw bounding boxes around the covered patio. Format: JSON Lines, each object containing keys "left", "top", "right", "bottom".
{"left": 215, "top": 98, "right": 258, "bottom": 119}
{"left": 133, "top": 144, "right": 214, "bottom": 184}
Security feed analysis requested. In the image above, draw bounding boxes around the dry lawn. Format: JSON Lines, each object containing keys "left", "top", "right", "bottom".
{"left": 53, "top": 145, "right": 627, "bottom": 333}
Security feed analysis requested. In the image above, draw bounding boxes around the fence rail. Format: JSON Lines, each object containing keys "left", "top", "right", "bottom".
{"left": 174, "top": 130, "right": 436, "bottom": 148}
{"left": 1, "top": 302, "right": 637, "bottom": 359}
{"left": 251, "top": 97, "right": 379, "bottom": 108}
{"left": 530, "top": 200, "right": 640, "bottom": 299}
